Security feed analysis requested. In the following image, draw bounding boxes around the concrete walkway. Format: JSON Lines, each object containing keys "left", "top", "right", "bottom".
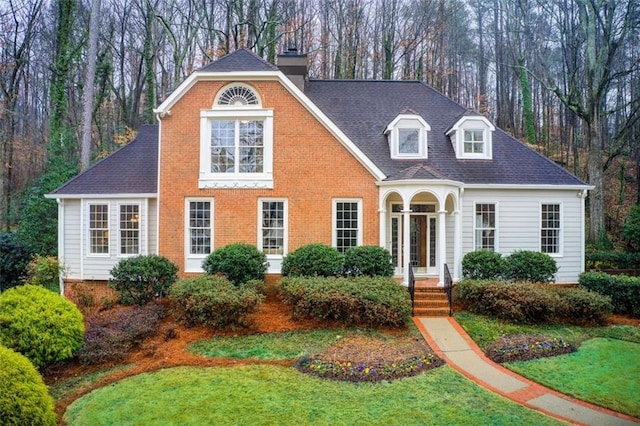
{"left": 415, "top": 317, "right": 640, "bottom": 426}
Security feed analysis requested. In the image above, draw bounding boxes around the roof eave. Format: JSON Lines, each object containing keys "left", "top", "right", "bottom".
{"left": 45, "top": 193, "right": 158, "bottom": 200}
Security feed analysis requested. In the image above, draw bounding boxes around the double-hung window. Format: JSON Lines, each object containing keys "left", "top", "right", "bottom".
{"left": 200, "top": 84, "right": 274, "bottom": 188}
{"left": 334, "top": 199, "right": 362, "bottom": 253}
{"left": 259, "top": 199, "right": 287, "bottom": 256}
{"left": 89, "top": 204, "right": 109, "bottom": 254}
{"left": 464, "top": 130, "right": 484, "bottom": 154}
{"left": 119, "top": 204, "right": 140, "bottom": 255}
{"left": 541, "top": 203, "right": 561, "bottom": 254}
{"left": 474, "top": 203, "right": 496, "bottom": 251}
{"left": 185, "top": 199, "right": 213, "bottom": 272}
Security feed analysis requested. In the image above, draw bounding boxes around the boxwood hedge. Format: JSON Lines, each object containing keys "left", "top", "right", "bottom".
{"left": 579, "top": 271, "right": 640, "bottom": 316}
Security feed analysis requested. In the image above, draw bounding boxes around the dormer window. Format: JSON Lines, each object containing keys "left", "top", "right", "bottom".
{"left": 447, "top": 115, "right": 495, "bottom": 159}
{"left": 200, "top": 83, "right": 274, "bottom": 188}
{"left": 464, "top": 130, "right": 485, "bottom": 154}
{"left": 385, "top": 113, "right": 430, "bottom": 159}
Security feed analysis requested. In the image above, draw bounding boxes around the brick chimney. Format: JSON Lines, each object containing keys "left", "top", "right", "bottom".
{"left": 277, "top": 48, "right": 308, "bottom": 92}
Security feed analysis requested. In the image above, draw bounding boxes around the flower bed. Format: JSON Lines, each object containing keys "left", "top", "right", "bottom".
{"left": 485, "top": 334, "right": 577, "bottom": 363}
{"left": 296, "top": 335, "right": 444, "bottom": 382}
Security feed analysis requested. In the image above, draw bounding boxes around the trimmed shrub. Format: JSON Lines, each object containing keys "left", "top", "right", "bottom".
{"left": 553, "top": 287, "right": 612, "bottom": 325}
{"left": 24, "top": 255, "right": 62, "bottom": 292}
{"left": 505, "top": 250, "right": 558, "bottom": 283}
{"left": 579, "top": 271, "right": 640, "bottom": 316}
{"left": 202, "top": 243, "right": 267, "bottom": 286}
{"left": 0, "top": 285, "right": 84, "bottom": 368}
{"left": 485, "top": 334, "right": 576, "bottom": 363}
{"left": 279, "top": 276, "right": 411, "bottom": 327}
{"left": 79, "top": 303, "right": 166, "bottom": 365}
{"left": 454, "top": 279, "right": 488, "bottom": 307}
{"left": 0, "top": 345, "right": 56, "bottom": 425}
{"left": 462, "top": 250, "right": 506, "bottom": 280}
{"left": 109, "top": 255, "right": 178, "bottom": 305}
{"left": 169, "top": 275, "right": 264, "bottom": 328}
{"left": 281, "top": 243, "right": 344, "bottom": 277}
{"left": 0, "top": 232, "right": 33, "bottom": 292}
{"left": 343, "top": 246, "right": 394, "bottom": 277}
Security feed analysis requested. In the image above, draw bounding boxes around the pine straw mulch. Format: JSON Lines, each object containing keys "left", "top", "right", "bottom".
{"left": 43, "top": 293, "right": 429, "bottom": 422}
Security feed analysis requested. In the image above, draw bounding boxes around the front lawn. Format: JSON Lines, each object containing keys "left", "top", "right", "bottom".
{"left": 456, "top": 312, "right": 640, "bottom": 417}
{"left": 65, "top": 365, "right": 564, "bottom": 426}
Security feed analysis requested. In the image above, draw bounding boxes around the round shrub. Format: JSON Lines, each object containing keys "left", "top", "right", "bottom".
{"left": 109, "top": 255, "right": 178, "bottom": 305}
{"left": 505, "top": 250, "right": 558, "bottom": 283}
{"left": 0, "top": 232, "right": 33, "bottom": 292}
{"left": 169, "top": 275, "right": 264, "bottom": 328}
{"left": 344, "top": 246, "right": 394, "bottom": 277}
{"left": 202, "top": 243, "right": 267, "bottom": 286}
{"left": 0, "top": 285, "right": 84, "bottom": 368}
{"left": 281, "top": 243, "right": 344, "bottom": 277}
{"left": 462, "top": 250, "right": 506, "bottom": 280}
{"left": 0, "top": 345, "right": 56, "bottom": 425}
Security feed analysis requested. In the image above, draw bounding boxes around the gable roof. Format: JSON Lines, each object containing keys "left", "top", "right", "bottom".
{"left": 48, "top": 125, "right": 158, "bottom": 197}
{"left": 304, "top": 80, "right": 587, "bottom": 186}
{"left": 199, "top": 48, "right": 278, "bottom": 72}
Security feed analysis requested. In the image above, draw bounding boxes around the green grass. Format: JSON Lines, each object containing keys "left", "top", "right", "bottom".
{"left": 188, "top": 328, "right": 389, "bottom": 360}
{"left": 507, "top": 338, "right": 640, "bottom": 417}
{"left": 65, "top": 365, "right": 564, "bottom": 426}
{"left": 455, "top": 312, "right": 640, "bottom": 417}
{"left": 49, "top": 364, "right": 135, "bottom": 401}
{"left": 455, "top": 311, "right": 640, "bottom": 349}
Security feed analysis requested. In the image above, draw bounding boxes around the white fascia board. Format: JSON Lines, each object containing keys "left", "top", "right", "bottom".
{"left": 155, "top": 70, "right": 386, "bottom": 181}
{"left": 377, "top": 179, "right": 464, "bottom": 188}
{"left": 45, "top": 193, "right": 157, "bottom": 200}
{"left": 449, "top": 115, "right": 496, "bottom": 132}
{"left": 462, "top": 183, "right": 593, "bottom": 191}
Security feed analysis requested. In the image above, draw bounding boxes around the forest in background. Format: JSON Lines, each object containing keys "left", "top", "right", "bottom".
{"left": 1, "top": 0, "right": 639, "bottom": 255}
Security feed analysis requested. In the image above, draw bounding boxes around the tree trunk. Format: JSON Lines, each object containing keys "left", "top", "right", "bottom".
{"left": 80, "top": 0, "right": 101, "bottom": 171}
{"left": 587, "top": 112, "right": 604, "bottom": 242}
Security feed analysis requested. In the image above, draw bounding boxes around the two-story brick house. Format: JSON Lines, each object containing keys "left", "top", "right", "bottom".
{"left": 48, "top": 48, "right": 590, "bottom": 296}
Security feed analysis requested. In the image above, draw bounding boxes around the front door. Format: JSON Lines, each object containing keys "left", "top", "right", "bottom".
{"left": 391, "top": 207, "right": 437, "bottom": 275}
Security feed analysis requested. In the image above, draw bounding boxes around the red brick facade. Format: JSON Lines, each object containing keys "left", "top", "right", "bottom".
{"left": 158, "top": 79, "right": 379, "bottom": 276}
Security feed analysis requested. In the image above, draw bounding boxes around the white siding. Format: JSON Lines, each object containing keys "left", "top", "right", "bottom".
{"left": 61, "top": 197, "right": 157, "bottom": 281}
{"left": 461, "top": 189, "right": 584, "bottom": 283}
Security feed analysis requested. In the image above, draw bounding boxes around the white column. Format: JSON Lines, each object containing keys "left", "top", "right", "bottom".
{"left": 453, "top": 210, "right": 461, "bottom": 281}
{"left": 379, "top": 208, "right": 386, "bottom": 252}
{"left": 438, "top": 209, "right": 447, "bottom": 287}
{"left": 402, "top": 207, "right": 411, "bottom": 285}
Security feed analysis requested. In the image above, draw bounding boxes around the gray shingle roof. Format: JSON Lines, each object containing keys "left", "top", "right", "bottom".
{"left": 199, "top": 48, "right": 278, "bottom": 72}
{"left": 305, "top": 80, "right": 586, "bottom": 186}
{"left": 50, "top": 125, "right": 158, "bottom": 196}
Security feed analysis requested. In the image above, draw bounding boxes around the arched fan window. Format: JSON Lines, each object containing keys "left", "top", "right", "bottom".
{"left": 217, "top": 85, "right": 259, "bottom": 106}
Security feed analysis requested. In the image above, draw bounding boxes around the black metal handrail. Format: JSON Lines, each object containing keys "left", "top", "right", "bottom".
{"left": 408, "top": 263, "right": 415, "bottom": 316}
{"left": 444, "top": 263, "right": 453, "bottom": 316}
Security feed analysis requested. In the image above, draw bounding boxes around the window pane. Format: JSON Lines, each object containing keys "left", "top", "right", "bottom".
{"left": 475, "top": 203, "right": 495, "bottom": 250}
{"left": 189, "top": 201, "right": 211, "bottom": 255}
{"left": 463, "top": 130, "right": 484, "bottom": 153}
{"left": 261, "top": 201, "right": 285, "bottom": 255}
{"left": 398, "top": 129, "right": 419, "bottom": 154}
{"left": 335, "top": 202, "right": 359, "bottom": 253}
{"left": 89, "top": 205, "right": 109, "bottom": 254}
{"left": 120, "top": 205, "right": 139, "bottom": 255}
{"left": 541, "top": 204, "right": 560, "bottom": 253}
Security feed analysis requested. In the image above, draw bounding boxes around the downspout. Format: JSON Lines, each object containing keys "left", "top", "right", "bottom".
{"left": 57, "top": 199, "right": 65, "bottom": 295}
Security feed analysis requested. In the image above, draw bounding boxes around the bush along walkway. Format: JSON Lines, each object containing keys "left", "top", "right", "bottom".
{"left": 414, "top": 317, "right": 640, "bottom": 426}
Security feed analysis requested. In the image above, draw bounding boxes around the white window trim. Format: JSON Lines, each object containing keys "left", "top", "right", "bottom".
{"left": 447, "top": 116, "right": 495, "bottom": 159}
{"left": 258, "top": 198, "right": 288, "bottom": 274}
{"left": 184, "top": 198, "right": 214, "bottom": 273}
{"left": 332, "top": 198, "right": 363, "bottom": 252}
{"left": 117, "top": 202, "right": 142, "bottom": 257}
{"left": 199, "top": 109, "right": 274, "bottom": 189}
{"left": 214, "top": 82, "right": 262, "bottom": 107}
{"left": 385, "top": 114, "right": 430, "bottom": 160}
{"left": 87, "top": 202, "right": 110, "bottom": 257}
{"left": 473, "top": 202, "right": 498, "bottom": 252}
{"left": 540, "top": 202, "right": 563, "bottom": 257}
